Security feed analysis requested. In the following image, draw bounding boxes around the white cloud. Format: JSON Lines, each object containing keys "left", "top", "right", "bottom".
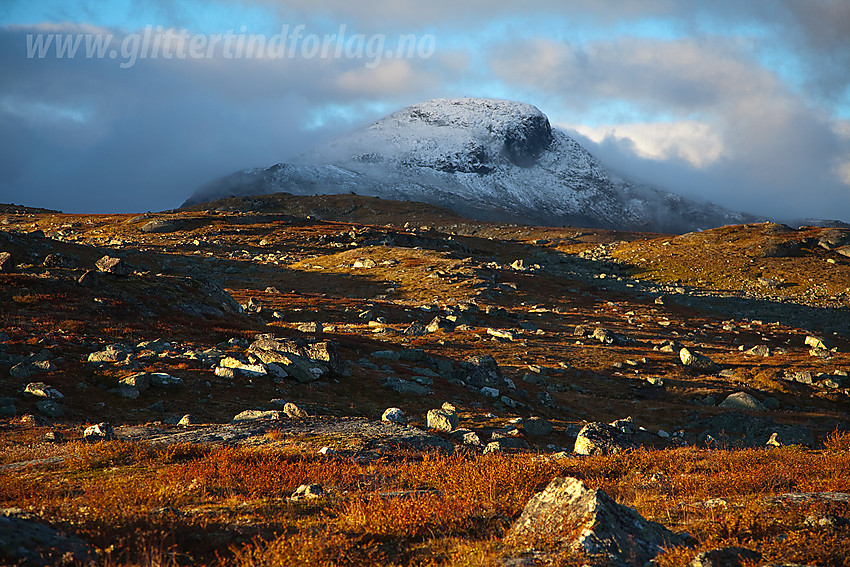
{"left": 565, "top": 120, "right": 724, "bottom": 168}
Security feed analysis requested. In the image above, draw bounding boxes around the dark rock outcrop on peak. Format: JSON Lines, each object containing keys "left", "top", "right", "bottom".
{"left": 182, "top": 97, "right": 760, "bottom": 233}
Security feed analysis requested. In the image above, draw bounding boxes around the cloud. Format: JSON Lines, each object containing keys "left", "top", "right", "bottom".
{"left": 0, "top": 22, "right": 458, "bottom": 212}
{"left": 567, "top": 121, "right": 724, "bottom": 168}
{"left": 489, "top": 34, "right": 850, "bottom": 221}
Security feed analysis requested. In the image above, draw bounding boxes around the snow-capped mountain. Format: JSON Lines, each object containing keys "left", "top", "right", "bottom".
{"left": 182, "top": 98, "right": 760, "bottom": 232}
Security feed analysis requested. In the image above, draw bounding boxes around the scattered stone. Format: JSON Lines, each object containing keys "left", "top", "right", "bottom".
{"left": 149, "top": 373, "right": 184, "bottom": 388}
{"left": 403, "top": 321, "right": 427, "bottom": 336}
{"left": 219, "top": 357, "right": 268, "bottom": 377}
{"left": 487, "top": 328, "right": 518, "bottom": 341}
{"left": 120, "top": 372, "right": 151, "bottom": 392}
{"left": 745, "top": 345, "right": 770, "bottom": 357}
{"left": 231, "top": 410, "right": 282, "bottom": 422}
{"left": 352, "top": 258, "right": 377, "bottom": 268}
{"left": 84, "top": 422, "right": 115, "bottom": 442}
{"left": 112, "top": 385, "right": 140, "bottom": 400}
{"left": 291, "top": 484, "right": 324, "bottom": 500}
{"left": 688, "top": 547, "right": 762, "bottom": 567}
{"left": 483, "top": 438, "right": 529, "bottom": 453}
{"left": 178, "top": 414, "right": 199, "bottom": 426}
{"left": 0, "top": 251, "right": 12, "bottom": 272}
{"left": 574, "top": 422, "right": 636, "bottom": 456}
{"left": 697, "top": 412, "right": 814, "bottom": 448}
{"left": 480, "top": 386, "right": 500, "bottom": 398}
{"left": 592, "top": 327, "right": 630, "bottom": 346}
{"left": 804, "top": 514, "right": 850, "bottom": 530}
{"left": 381, "top": 376, "right": 431, "bottom": 395}
{"left": 719, "top": 392, "right": 767, "bottom": 411}
{"left": 524, "top": 417, "right": 554, "bottom": 436}
{"left": 461, "top": 355, "right": 504, "bottom": 387}
{"left": 0, "top": 508, "right": 97, "bottom": 566}
{"left": 381, "top": 407, "right": 407, "bottom": 425}
{"left": 679, "top": 347, "right": 716, "bottom": 370}
{"left": 609, "top": 417, "right": 636, "bottom": 435}
{"left": 296, "top": 322, "right": 322, "bottom": 333}
{"left": 9, "top": 362, "right": 33, "bottom": 379}
{"left": 35, "top": 399, "right": 63, "bottom": 418}
{"left": 805, "top": 336, "right": 827, "bottom": 350}
{"left": 140, "top": 218, "right": 183, "bottom": 233}
{"left": 214, "top": 367, "right": 236, "bottom": 379}
{"left": 0, "top": 397, "right": 16, "bottom": 417}
{"left": 283, "top": 402, "right": 308, "bottom": 418}
{"left": 87, "top": 344, "right": 132, "bottom": 363}
{"left": 44, "top": 430, "right": 63, "bottom": 443}
{"left": 506, "top": 477, "right": 684, "bottom": 565}
{"left": 426, "top": 316, "right": 454, "bottom": 333}
{"left": 95, "top": 255, "right": 130, "bottom": 275}
{"left": 426, "top": 408, "right": 459, "bottom": 432}
{"left": 23, "top": 382, "right": 64, "bottom": 400}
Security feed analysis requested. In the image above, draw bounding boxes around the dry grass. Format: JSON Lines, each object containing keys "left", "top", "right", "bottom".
{"left": 1, "top": 440, "right": 849, "bottom": 566}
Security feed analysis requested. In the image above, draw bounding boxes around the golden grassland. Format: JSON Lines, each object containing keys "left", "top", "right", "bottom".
{"left": 1, "top": 430, "right": 849, "bottom": 566}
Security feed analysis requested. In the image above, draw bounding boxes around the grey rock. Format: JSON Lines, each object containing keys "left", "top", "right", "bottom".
{"left": 461, "top": 355, "right": 504, "bottom": 388}
{"left": 9, "top": 362, "right": 33, "bottom": 379}
{"left": 609, "top": 416, "right": 636, "bottom": 435}
{"left": 95, "top": 255, "right": 130, "bottom": 275}
{"left": 381, "top": 376, "right": 431, "bottom": 395}
{"left": 283, "top": 402, "right": 308, "bottom": 418}
{"left": 112, "top": 386, "right": 140, "bottom": 399}
{"left": 483, "top": 438, "right": 529, "bottom": 453}
{"left": 87, "top": 344, "right": 132, "bottom": 363}
{"left": 506, "top": 476, "right": 683, "bottom": 565}
{"left": 426, "top": 315, "right": 454, "bottom": 333}
{"left": 24, "top": 382, "right": 64, "bottom": 400}
{"left": 84, "top": 422, "right": 115, "bottom": 442}
{"left": 745, "top": 344, "right": 770, "bottom": 357}
{"left": 231, "top": 409, "right": 282, "bottom": 422}
{"left": 574, "top": 422, "right": 636, "bottom": 456}
{"left": 35, "top": 399, "right": 63, "bottom": 418}
{"left": 0, "top": 397, "right": 16, "bottom": 417}
{"left": 381, "top": 407, "right": 407, "bottom": 425}
{"left": 679, "top": 347, "right": 716, "bottom": 370}
{"left": 524, "top": 417, "right": 554, "bottom": 436}
{"left": 140, "top": 218, "right": 184, "bottom": 233}
{"left": 296, "top": 321, "right": 322, "bottom": 333}
{"left": 148, "top": 372, "right": 184, "bottom": 388}
{"left": 120, "top": 372, "right": 151, "bottom": 392}
{"left": 719, "top": 392, "right": 767, "bottom": 411}
{"left": 0, "top": 508, "right": 96, "bottom": 566}
{"left": 0, "top": 251, "right": 12, "bottom": 272}
{"left": 592, "top": 327, "right": 630, "bottom": 346}
{"left": 178, "top": 414, "right": 199, "bottom": 425}
{"left": 688, "top": 547, "right": 762, "bottom": 567}
{"left": 805, "top": 335, "right": 827, "bottom": 350}
{"left": 403, "top": 321, "right": 427, "bottom": 336}
{"left": 698, "top": 412, "right": 813, "bottom": 448}
{"left": 427, "top": 408, "right": 459, "bottom": 432}
{"left": 291, "top": 484, "right": 324, "bottom": 500}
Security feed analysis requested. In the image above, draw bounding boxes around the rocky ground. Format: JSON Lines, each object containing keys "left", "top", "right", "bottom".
{"left": 1, "top": 194, "right": 849, "bottom": 566}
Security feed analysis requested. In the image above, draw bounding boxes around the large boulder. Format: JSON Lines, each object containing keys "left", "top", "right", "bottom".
{"left": 426, "top": 408, "right": 459, "bottom": 432}
{"left": 679, "top": 347, "right": 716, "bottom": 370}
{"left": 95, "top": 255, "right": 130, "bottom": 275}
{"left": 506, "top": 477, "right": 684, "bottom": 566}
{"left": 0, "top": 508, "right": 96, "bottom": 566}
{"left": 574, "top": 422, "right": 636, "bottom": 456}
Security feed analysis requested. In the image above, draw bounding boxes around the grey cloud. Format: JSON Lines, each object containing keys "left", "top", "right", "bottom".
{"left": 0, "top": 24, "right": 457, "bottom": 212}
{"left": 490, "top": 35, "right": 850, "bottom": 221}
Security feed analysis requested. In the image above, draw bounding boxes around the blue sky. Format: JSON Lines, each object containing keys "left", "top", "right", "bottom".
{"left": 1, "top": 0, "right": 849, "bottom": 222}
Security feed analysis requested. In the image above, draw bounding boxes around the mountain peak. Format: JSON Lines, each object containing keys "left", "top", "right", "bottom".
{"left": 183, "top": 98, "right": 760, "bottom": 232}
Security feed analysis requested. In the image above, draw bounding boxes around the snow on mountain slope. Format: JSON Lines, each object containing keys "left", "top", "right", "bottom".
{"left": 182, "top": 98, "right": 760, "bottom": 232}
